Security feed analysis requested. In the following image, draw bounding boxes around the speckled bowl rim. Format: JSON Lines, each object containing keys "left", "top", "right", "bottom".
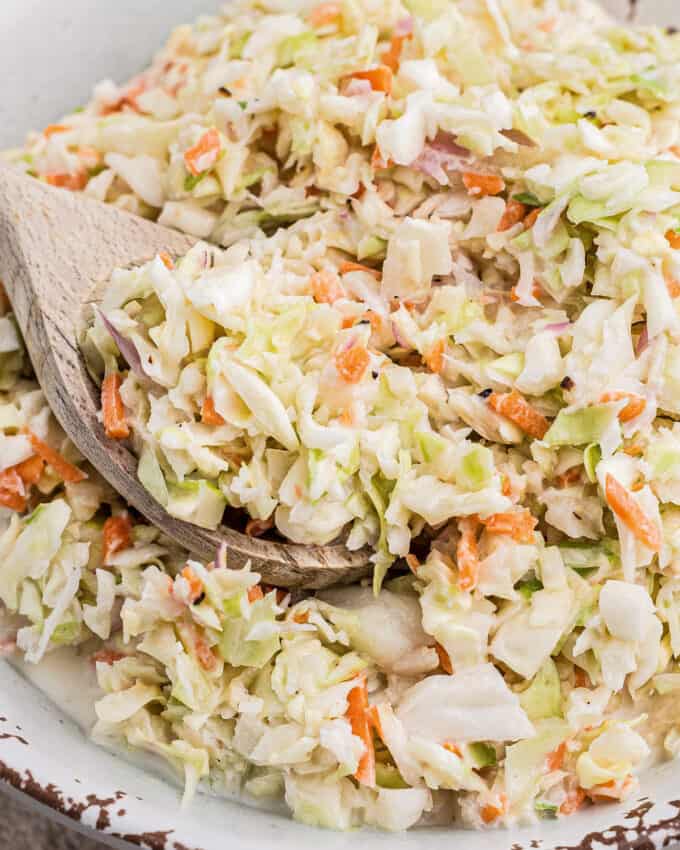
{"left": 1, "top": 0, "right": 680, "bottom": 848}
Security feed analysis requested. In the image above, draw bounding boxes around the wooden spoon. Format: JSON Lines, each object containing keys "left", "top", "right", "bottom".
{"left": 0, "top": 164, "right": 371, "bottom": 588}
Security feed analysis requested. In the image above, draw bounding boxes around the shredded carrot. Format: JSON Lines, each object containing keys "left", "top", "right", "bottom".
{"left": 510, "top": 281, "right": 542, "bottom": 302}
{"left": 194, "top": 632, "right": 218, "bottom": 671}
{"left": 25, "top": 431, "right": 87, "bottom": 483}
{"left": 247, "top": 585, "right": 264, "bottom": 603}
{"left": 339, "top": 260, "right": 382, "bottom": 281}
{"left": 480, "top": 509, "right": 537, "bottom": 544}
{"left": 371, "top": 145, "right": 394, "bottom": 170}
{"left": 488, "top": 389, "right": 549, "bottom": 440}
{"left": 335, "top": 344, "right": 370, "bottom": 384}
{"left": 346, "top": 676, "right": 376, "bottom": 787}
{"left": 497, "top": 200, "right": 528, "bottom": 232}
{"left": 457, "top": 517, "right": 480, "bottom": 592}
{"left": 423, "top": 339, "right": 446, "bottom": 374}
{"left": 45, "top": 171, "right": 89, "bottom": 191}
{"left": 158, "top": 251, "right": 175, "bottom": 270}
{"left": 14, "top": 454, "right": 44, "bottom": 487}
{"left": 382, "top": 32, "right": 411, "bottom": 72}
{"left": 405, "top": 553, "right": 420, "bottom": 575}
{"left": 293, "top": 610, "right": 310, "bottom": 624}
{"left": 442, "top": 741, "right": 462, "bottom": 757}
{"left": 599, "top": 391, "right": 646, "bottom": 423}
{"left": 101, "top": 372, "right": 130, "bottom": 440}
{"left": 435, "top": 642, "right": 453, "bottom": 675}
{"left": 311, "top": 269, "right": 345, "bottom": 304}
{"left": 362, "top": 310, "right": 383, "bottom": 334}
{"left": 665, "top": 229, "right": 680, "bottom": 250}
{"left": 0, "top": 490, "right": 27, "bottom": 513}
{"left": 556, "top": 466, "right": 582, "bottom": 488}
{"left": 184, "top": 128, "right": 221, "bottom": 177}
{"left": 0, "top": 467, "right": 24, "bottom": 496}
{"left": 181, "top": 565, "right": 204, "bottom": 603}
{"left": 587, "top": 775, "right": 633, "bottom": 802}
{"left": 481, "top": 793, "right": 508, "bottom": 824}
{"left": 523, "top": 207, "right": 542, "bottom": 230}
{"left": 605, "top": 473, "right": 661, "bottom": 551}
{"left": 339, "top": 406, "right": 355, "bottom": 426}
{"left": 623, "top": 443, "right": 644, "bottom": 457}
{"left": 102, "top": 514, "right": 133, "bottom": 565}
{"left": 347, "top": 65, "right": 393, "bottom": 94}
{"left": 201, "top": 396, "right": 226, "bottom": 426}
{"left": 245, "top": 517, "right": 274, "bottom": 537}
{"left": 367, "top": 704, "right": 384, "bottom": 740}
{"left": 546, "top": 740, "right": 568, "bottom": 773}
{"left": 341, "top": 316, "right": 357, "bottom": 330}
{"left": 308, "top": 1, "right": 342, "bottom": 27}
{"left": 666, "top": 277, "right": 680, "bottom": 298}
{"left": 462, "top": 172, "right": 505, "bottom": 197}
{"left": 501, "top": 475, "right": 512, "bottom": 497}
{"left": 44, "top": 124, "right": 70, "bottom": 138}
{"left": 559, "top": 787, "right": 586, "bottom": 816}
{"left": 91, "top": 649, "right": 126, "bottom": 666}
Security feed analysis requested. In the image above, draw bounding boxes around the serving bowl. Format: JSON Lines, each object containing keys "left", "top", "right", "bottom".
{"left": 1, "top": 1, "right": 680, "bottom": 848}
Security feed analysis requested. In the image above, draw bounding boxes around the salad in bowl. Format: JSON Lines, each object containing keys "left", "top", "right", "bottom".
{"left": 2, "top": 0, "right": 680, "bottom": 836}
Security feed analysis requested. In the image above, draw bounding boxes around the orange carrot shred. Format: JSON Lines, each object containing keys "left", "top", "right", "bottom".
{"left": 457, "top": 517, "right": 480, "bottom": 592}
{"left": 488, "top": 389, "right": 549, "bottom": 439}
{"left": 25, "top": 431, "right": 87, "bottom": 483}
{"left": 480, "top": 509, "right": 537, "bottom": 543}
{"left": 91, "top": 649, "right": 126, "bottom": 666}
{"left": 666, "top": 277, "right": 680, "bottom": 298}
{"left": 435, "top": 642, "right": 453, "bottom": 675}
{"left": 339, "top": 260, "right": 382, "bottom": 281}
{"left": 497, "top": 199, "right": 528, "bottom": 232}
{"left": 599, "top": 391, "right": 646, "bottom": 423}
{"left": 181, "top": 565, "right": 204, "bottom": 603}
{"left": 462, "top": 172, "right": 505, "bottom": 197}
{"left": 423, "top": 339, "right": 446, "bottom": 374}
{"left": 382, "top": 32, "right": 411, "bottom": 73}
{"left": 335, "top": 344, "right": 370, "bottom": 384}
{"left": 184, "top": 128, "right": 221, "bottom": 177}
{"left": 347, "top": 65, "right": 393, "bottom": 94}
{"left": 0, "top": 490, "right": 27, "bottom": 513}
{"left": 560, "top": 787, "right": 586, "bottom": 815}
{"left": 442, "top": 741, "right": 462, "bottom": 757}
{"left": 102, "top": 372, "right": 130, "bottom": 440}
{"left": 546, "top": 740, "right": 568, "bottom": 772}
{"left": 14, "top": 454, "right": 44, "bottom": 487}
{"left": 44, "top": 124, "right": 70, "bottom": 138}
{"left": 201, "top": 396, "right": 226, "bottom": 426}
{"left": 346, "top": 676, "right": 376, "bottom": 787}
{"left": 45, "top": 171, "right": 89, "bottom": 191}
{"left": 102, "top": 514, "right": 133, "bottom": 565}
{"left": 194, "top": 632, "right": 218, "bottom": 671}
{"left": 605, "top": 473, "right": 661, "bottom": 551}
{"left": 159, "top": 251, "right": 175, "bottom": 270}
{"left": 623, "top": 443, "right": 644, "bottom": 457}
{"left": 523, "top": 207, "right": 542, "bottom": 230}
{"left": 247, "top": 585, "right": 264, "bottom": 603}
{"left": 481, "top": 794, "right": 508, "bottom": 824}
{"left": 308, "top": 1, "right": 342, "bottom": 27}
{"left": 556, "top": 466, "right": 582, "bottom": 488}
{"left": 311, "top": 269, "right": 345, "bottom": 304}
{"left": 367, "top": 704, "right": 384, "bottom": 740}
{"left": 665, "top": 229, "right": 680, "bottom": 250}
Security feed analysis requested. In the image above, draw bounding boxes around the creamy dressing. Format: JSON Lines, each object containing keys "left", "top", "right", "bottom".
{"left": 8, "top": 647, "right": 286, "bottom": 815}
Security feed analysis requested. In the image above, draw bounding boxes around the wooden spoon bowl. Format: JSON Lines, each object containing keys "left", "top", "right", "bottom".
{"left": 0, "top": 164, "right": 371, "bottom": 588}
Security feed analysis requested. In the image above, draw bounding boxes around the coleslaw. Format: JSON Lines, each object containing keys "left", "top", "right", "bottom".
{"left": 2, "top": 0, "right": 680, "bottom": 834}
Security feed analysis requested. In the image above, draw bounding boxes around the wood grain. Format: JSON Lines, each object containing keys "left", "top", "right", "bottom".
{"left": 0, "top": 165, "right": 371, "bottom": 588}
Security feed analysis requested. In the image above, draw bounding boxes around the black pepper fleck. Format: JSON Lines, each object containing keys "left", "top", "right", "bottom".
{"left": 478, "top": 388, "right": 493, "bottom": 399}
{"left": 561, "top": 376, "right": 574, "bottom": 391}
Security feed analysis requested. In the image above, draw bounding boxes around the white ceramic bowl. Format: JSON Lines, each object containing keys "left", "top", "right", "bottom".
{"left": 2, "top": 2, "right": 680, "bottom": 849}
